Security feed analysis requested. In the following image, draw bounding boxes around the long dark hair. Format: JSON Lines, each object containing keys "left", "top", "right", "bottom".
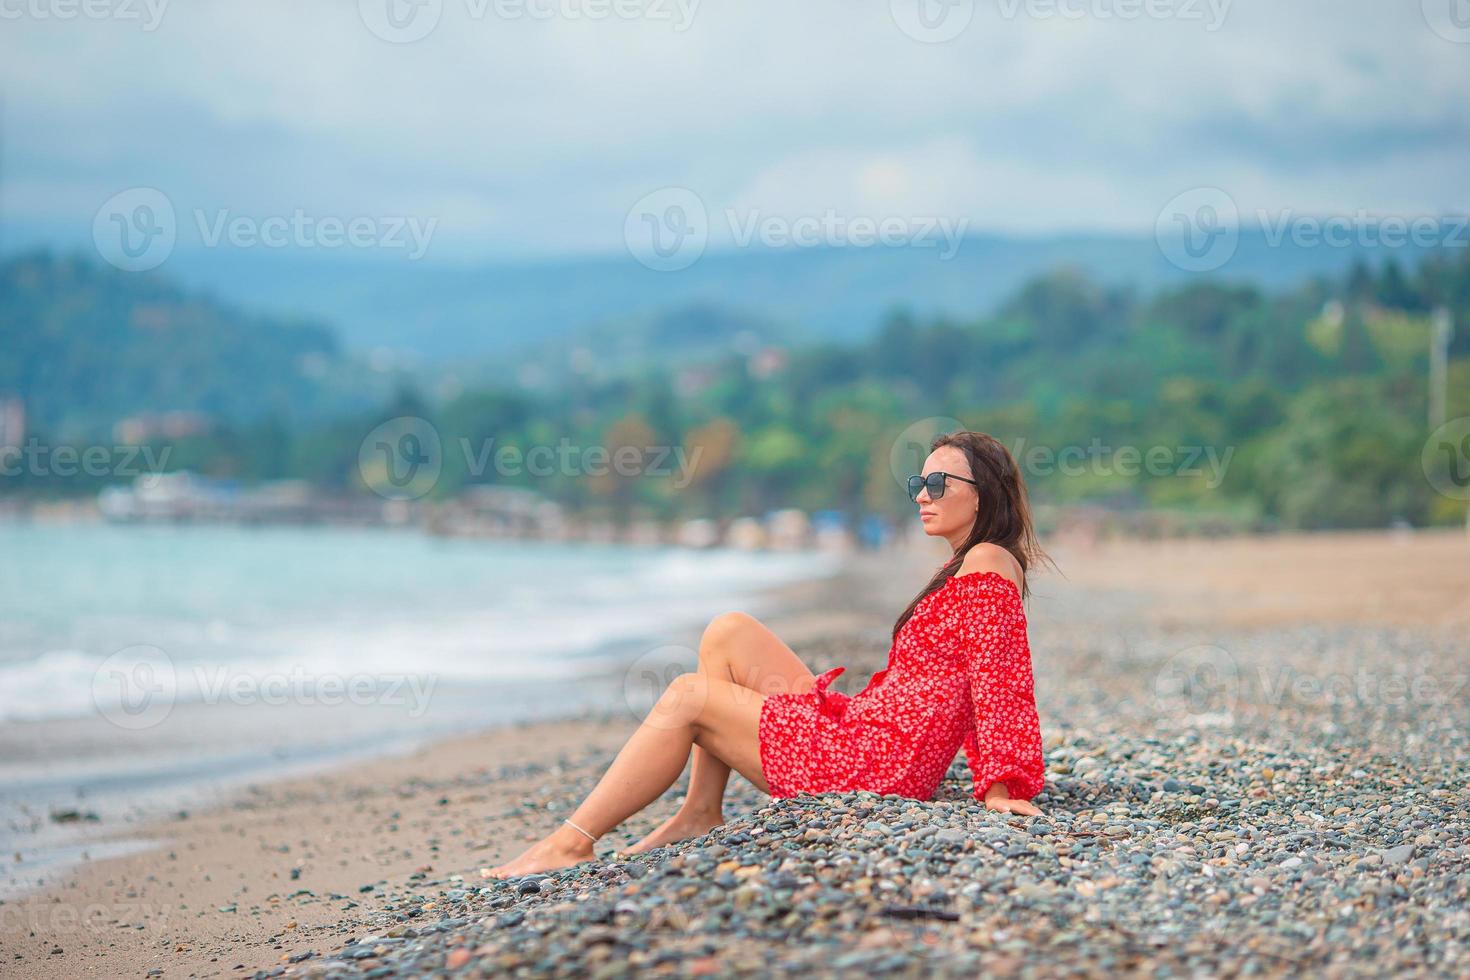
{"left": 891, "top": 430, "right": 1054, "bottom": 640}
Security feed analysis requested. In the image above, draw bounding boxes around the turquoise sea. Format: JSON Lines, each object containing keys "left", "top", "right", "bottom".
{"left": 0, "top": 522, "right": 837, "bottom": 891}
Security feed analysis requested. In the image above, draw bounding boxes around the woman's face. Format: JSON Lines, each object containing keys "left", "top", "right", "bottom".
{"left": 915, "top": 445, "right": 979, "bottom": 546}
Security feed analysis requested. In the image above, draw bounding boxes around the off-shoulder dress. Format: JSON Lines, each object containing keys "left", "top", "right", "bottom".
{"left": 756, "top": 570, "right": 1045, "bottom": 804}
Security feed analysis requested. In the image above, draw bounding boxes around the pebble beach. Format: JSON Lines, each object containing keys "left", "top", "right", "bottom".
{"left": 5, "top": 530, "right": 1468, "bottom": 978}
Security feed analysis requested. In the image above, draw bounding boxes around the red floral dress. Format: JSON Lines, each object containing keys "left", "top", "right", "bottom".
{"left": 757, "top": 570, "right": 1045, "bottom": 803}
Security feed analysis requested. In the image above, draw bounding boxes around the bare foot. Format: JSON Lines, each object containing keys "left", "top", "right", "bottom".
{"left": 483, "top": 826, "right": 596, "bottom": 879}
{"left": 623, "top": 810, "right": 726, "bottom": 855}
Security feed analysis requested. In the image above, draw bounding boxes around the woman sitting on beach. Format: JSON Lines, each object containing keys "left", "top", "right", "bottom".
{"left": 486, "top": 429, "right": 1048, "bottom": 878}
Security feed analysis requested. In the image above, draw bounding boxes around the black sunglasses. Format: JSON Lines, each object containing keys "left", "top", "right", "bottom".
{"left": 906, "top": 471, "right": 979, "bottom": 501}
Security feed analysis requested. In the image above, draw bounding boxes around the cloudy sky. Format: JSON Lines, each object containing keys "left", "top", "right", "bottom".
{"left": 2, "top": 0, "right": 1467, "bottom": 262}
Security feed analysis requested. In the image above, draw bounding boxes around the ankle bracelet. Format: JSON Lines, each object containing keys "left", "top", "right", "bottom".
{"left": 564, "top": 818, "right": 600, "bottom": 843}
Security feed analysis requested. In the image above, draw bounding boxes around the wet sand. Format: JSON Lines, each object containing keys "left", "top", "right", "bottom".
{"left": 3, "top": 528, "right": 1467, "bottom": 978}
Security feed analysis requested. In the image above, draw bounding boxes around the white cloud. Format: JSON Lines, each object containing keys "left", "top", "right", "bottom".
{"left": 1, "top": 0, "right": 1465, "bottom": 259}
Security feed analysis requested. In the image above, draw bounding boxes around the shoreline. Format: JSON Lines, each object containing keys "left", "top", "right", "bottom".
{"left": 0, "top": 529, "right": 857, "bottom": 901}
{"left": 2, "top": 545, "right": 921, "bottom": 977}
{"left": 4, "top": 529, "right": 1468, "bottom": 977}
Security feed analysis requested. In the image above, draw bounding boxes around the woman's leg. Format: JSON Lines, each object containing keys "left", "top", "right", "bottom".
{"left": 484, "top": 672, "right": 770, "bottom": 878}
{"left": 627, "top": 612, "right": 816, "bottom": 853}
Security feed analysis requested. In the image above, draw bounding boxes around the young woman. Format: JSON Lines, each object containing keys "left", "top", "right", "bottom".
{"left": 485, "top": 430, "right": 1049, "bottom": 878}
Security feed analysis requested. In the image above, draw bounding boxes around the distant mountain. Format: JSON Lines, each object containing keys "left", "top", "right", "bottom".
{"left": 0, "top": 252, "right": 388, "bottom": 438}
{"left": 131, "top": 231, "right": 1449, "bottom": 360}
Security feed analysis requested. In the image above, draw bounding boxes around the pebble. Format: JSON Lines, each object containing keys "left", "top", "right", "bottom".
{"left": 259, "top": 595, "right": 1470, "bottom": 978}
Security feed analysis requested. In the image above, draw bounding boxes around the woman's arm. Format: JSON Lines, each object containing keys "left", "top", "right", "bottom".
{"left": 955, "top": 547, "right": 1045, "bottom": 815}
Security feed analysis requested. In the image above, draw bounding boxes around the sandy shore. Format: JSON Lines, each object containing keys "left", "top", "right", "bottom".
{"left": 4, "top": 529, "right": 1468, "bottom": 978}
{"left": 1050, "top": 526, "right": 1470, "bottom": 631}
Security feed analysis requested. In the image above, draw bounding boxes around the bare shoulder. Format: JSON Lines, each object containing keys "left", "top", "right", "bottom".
{"left": 958, "top": 543, "right": 1024, "bottom": 593}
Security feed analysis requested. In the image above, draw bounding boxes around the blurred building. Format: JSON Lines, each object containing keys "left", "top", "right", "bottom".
{"left": 764, "top": 508, "right": 812, "bottom": 551}
{"left": 428, "top": 485, "right": 566, "bottom": 539}
{"left": 113, "top": 411, "right": 212, "bottom": 444}
{"left": 726, "top": 516, "right": 767, "bottom": 551}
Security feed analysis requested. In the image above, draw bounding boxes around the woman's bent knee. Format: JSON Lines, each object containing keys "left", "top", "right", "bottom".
{"left": 701, "top": 611, "right": 758, "bottom": 651}
{"left": 649, "top": 671, "right": 708, "bottom": 729}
